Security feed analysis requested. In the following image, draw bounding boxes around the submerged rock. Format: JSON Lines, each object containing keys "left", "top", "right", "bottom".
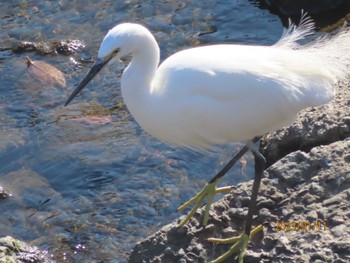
{"left": 0, "top": 236, "right": 48, "bottom": 263}
{"left": 12, "top": 39, "right": 84, "bottom": 55}
{"left": 0, "top": 185, "right": 11, "bottom": 199}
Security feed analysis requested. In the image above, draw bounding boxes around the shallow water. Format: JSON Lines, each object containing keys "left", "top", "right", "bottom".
{"left": 0, "top": 1, "right": 339, "bottom": 262}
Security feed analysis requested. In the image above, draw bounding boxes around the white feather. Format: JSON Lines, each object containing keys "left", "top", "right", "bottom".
{"left": 95, "top": 17, "right": 350, "bottom": 150}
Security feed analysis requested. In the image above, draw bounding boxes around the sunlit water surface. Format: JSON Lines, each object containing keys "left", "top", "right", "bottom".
{"left": 0, "top": 1, "right": 287, "bottom": 262}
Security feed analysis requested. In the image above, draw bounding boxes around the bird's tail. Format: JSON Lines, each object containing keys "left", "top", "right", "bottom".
{"left": 274, "top": 12, "right": 316, "bottom": 49}
{"left": 275, "top": 12, "right": 350, "bottom": 82}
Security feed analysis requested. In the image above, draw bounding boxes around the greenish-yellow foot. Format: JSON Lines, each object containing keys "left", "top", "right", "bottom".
{"left": 208, "top": 225, "right": 263, "bottom": 263}
{"left": 177, "top": 180, "right": 232, "bottom": 227}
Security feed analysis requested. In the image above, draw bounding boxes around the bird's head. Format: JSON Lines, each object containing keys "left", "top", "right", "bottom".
{"left": 64, "top": 23, "right": 150, "bottom": 106}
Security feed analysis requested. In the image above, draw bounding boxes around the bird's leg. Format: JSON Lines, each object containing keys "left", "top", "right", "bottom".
{"left": 208, "top": 145, "right": 266, "bottom": 263}
{"left": 178, "top": 137, "right": 260, "bottom": 227}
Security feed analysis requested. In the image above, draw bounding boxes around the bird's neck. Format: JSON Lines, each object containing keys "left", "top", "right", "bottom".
{"left": 121, "top": 37, "right": 160, "bottom": 127}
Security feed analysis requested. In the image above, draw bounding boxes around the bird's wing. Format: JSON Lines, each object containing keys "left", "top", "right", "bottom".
{"left": 154, "top": 44, "right": 331, "bottom": 106}
{"left": 150, "top": 44, "right": 335, "bottom": 148}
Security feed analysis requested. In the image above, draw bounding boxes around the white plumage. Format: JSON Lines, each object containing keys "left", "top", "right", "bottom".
{"left": 66, "top": 15, "right": 350, "bottom": 150}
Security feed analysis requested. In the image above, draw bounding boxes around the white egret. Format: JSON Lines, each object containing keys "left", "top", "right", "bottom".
{"left": 65, "top": 13, "right": 350, "bottom": 263}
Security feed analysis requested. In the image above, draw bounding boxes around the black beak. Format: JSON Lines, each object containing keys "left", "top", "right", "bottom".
{"left": 64, "top": 58, "right": 109, "bottom": 106}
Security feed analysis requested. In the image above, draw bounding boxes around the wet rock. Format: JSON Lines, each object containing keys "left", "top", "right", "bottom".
{"left": 12, "top": 39, "right": 84, "bottom": 55}
{"left": 0, "top": 236, "right": 48, "bottom": 263}
{"left": 129, "top": 139, "right": 350, "bottom": 262}
{"left": 0, "top": 169, "right": 61, "bottom": 203}
{"left": 0, "top": 185, "right": 11, "bottom": 199}
{"left": 0, "top": 127, "right": 27, "bottom": 153}
{"left": 0, "top": 168, "right": 62, "bottom": 248}
{"left": 260, "top": 0, "right": 347, "bottom": 15}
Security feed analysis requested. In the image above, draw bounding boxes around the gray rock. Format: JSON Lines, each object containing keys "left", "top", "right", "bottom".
{"left": 330, "top": 224, "right": 347, "bottom": 237}
{"left": 331, "top": 240, "right": 350, "bottom": 254}
{"left": 129, "top": 140, "right": 350, "bottom": 262}
{"left": 306, "top": 210, "right": 318, "bottom": 221}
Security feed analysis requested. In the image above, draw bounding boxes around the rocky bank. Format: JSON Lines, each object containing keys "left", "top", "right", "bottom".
{"left": 0, "top": 236, "right": 48, "bottom": 263}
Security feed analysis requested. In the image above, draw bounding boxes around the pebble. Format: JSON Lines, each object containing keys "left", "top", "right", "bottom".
{"left": 303, "top": 193, "right": 316, "bottom": 204}
{"left": 310, "top": 182, "right": 324, "bottom": 196}
{"left": 330, "top": 224, "right": 347, "bottom": 237}
{"left": 306, "top": 210, "right": 318, "bottom": 221}
{"left": 323, "top": 196, "right": 341, "bottom": 206}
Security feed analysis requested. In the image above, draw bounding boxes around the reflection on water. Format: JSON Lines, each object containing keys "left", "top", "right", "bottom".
{"left": 0, "top": 0, "right": 335, "bottom": 262}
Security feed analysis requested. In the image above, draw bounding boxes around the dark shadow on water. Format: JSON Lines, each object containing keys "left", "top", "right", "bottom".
{"left": 252, "top": 0, "right": 350, "bottom": 30}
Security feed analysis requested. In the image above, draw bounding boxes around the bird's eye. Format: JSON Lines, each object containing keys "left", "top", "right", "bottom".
{"left": 113, "top": 49, "right": 120, "bottom": 55}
